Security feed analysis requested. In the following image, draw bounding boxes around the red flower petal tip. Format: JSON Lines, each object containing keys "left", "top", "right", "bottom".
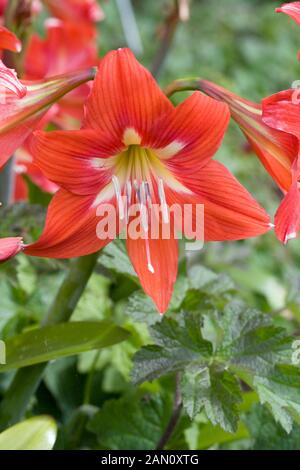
{"left": 0, "top": 26, "right": 22, "bottom": 53}
{"left": 275, "top": 2, "right": 300, "bottom": 26}
{"left": 0, "top": 237, "right": 23, "bottom": 263}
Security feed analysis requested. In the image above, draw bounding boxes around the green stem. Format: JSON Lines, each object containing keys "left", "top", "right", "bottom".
{"left": 83, "top": 350, "right": 101, "bottom": 405}
{"left": 156, "top": 373, "right": 182, "bottom": 450}
{"left": 151, "top": 1, "right": 181, "bottom": 78}
{"left": 164, "top": 77, "right": 202, "bottom": 97}
{"left": 4, "top": 0, "right": 19, "bottom": 30}
{"left": 0, "top": 157, "right": 15, "bottom": 207}
{"left": 0, "top": 252, "right": 100, "bottom": 431}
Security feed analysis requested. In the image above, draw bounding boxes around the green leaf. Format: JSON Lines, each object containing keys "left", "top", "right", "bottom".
{"left": 125, "top": 265, "right": 233, "bottom": 325}
{"left": 188, "top": 265, "right": 235, "bottom": 296}
{"left": 197, "top": 421, "right": 249, "bottom": 450}
{"left": 247, "top": 404, "right": 300, "bottom": 450}
{"left": 132, "top": 312, "right": 212, "bottom": 384}
{"left": 181, "top": 267, "right": 236, "bottom": 312}
{"left": 213, "top": 302, "right": 292, "bottom": 375}
{"left": 100, "top": 240, "right": 136, "bottom": 278}
{"left": 16, "top": 255, "right": 38, "bottom": 297}
{"left": 57, "top": 404, "right": 98, "bottom": 450}
{"left": 253, "top": 365, "right": 300, "bottom": 433}
{"left": 0, "top": 321, "right": 130, "bottom": 372}
{"left": 132, "top": 302, "right": 297, "bottom": 433}
{"left": 125, "top": 291, "right": 158, "bottom": 325}
{"left": 192, "top": 392, "right": 257, "bottom": 449}
{"left": 181, "top": 365, "right": 242, "bottom": 432}
{"left": 44, "top": 357, "right": 86, "bottom": 415}
{"left": 88, "top": 393, "right": 172, "bottom": 450}
{"left": 72, "top": 273, "right": 112, "bottom": 322}
{"left": 0, "top": 416, "right": 57, "bottom": 450}
{"left": 125, "top": 275, "right": 190, "bottom": 325}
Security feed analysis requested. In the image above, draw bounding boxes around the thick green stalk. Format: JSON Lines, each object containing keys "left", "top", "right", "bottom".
{"left": 0, "top": 252, "right": 99, "bottom": 431}
{"left": 0, "top": 158, "right": 15, "bottom": 207}
{"left": 164, "top": 77, "right": 202, "bottom": 97}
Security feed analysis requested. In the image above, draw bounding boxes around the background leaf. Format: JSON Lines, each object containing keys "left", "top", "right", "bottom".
{"left": 88, "top": 393, "right": 173, "bottom": 450}
{"left": 0, "top": 416, "right": 57, "bottom": 450}
{"left": 0, "top": 321, "right": 130, "bottom": 372}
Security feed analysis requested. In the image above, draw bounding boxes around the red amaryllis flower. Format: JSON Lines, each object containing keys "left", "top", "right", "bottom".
{"left": 0, "top": 67, "right": 95, "bottom": 168}
{"left": 25, "top": 19, "right": 97, "bottom": 79}
{"left": 196, "top": 80, "right": 300, "bottom": 243}
{"left": 24, "top": 18, "right": 98, "bottom": 123}
{"left": 43, "top": 0, "right": 104, "bottom": 24}
{"left": 276, "top": 2, "right": 300, "bottom": 25}
{"left": 262, "top": 89, "right": 300, "bottom": 243}
{"left": 24, "top": 49, "right": 271, "bottom": 313}
{"left": 0, "top": 237, "right": 23, "bottom": 262}
{"left": 198, "top": 80, "right": 298, "bottom": 193}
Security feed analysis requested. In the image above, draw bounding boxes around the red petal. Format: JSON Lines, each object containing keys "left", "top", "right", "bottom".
{"left": 274, "top": 156, "right": 300, "bottom": 243}
{"left": 0, "top": 60, "right": 26, "bottom": 98}
{"left": 148, "top": 92, "right": 230, "bottom": 170}
{"left": 84, "top": 48, "right": 173, "bottom": 143}
{"left": 0, "top": 26, "right": 21, "bottom": 52}
{"left": 167, "top": 160, "right": 271, "bottom": 241}
{"left": 44, "top": 0, "right": 104, "bottom": 23}
{"left": 0, "top": 114, "right": 44, "bottom": 169}
{"left": 24, "top": 189, "right": 118, "bottom": 258}
{"left": 0, "top": 0, "right": 7, "bottom": 17}
{"left": 263, "top": 90, "right": 300, "bottom": 140}
{"left": 0, "top": 237, "right": 23, "bottom": 263}
{"left": 276, "top": 2, "right": 300, "bottom": 25}
{"left": 25, "top": 19, "right": 97, "bottom": 79}
{"left": 126, "top": 221, "right": 178, "bottom": 313}
{"left": 31, "top": 129, "right": 117, "bottom": 195}
{"left": 245, "top": 134, "right": 294, "bottom": 193}
{"left": 275, "top": 185, "right": 300, "bottom": 244}
{"left": 14, "top": 151, "right": 58, "bottom": 202}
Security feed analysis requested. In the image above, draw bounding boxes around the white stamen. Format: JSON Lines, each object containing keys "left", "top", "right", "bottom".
{"left": 145, "top": 181, "right": 152, "bottom": 207}
{"left": 112, "top": 175, "right": 125, "bottom": 220}
{"left": 126, "top": 181, "right": 132, "bottom": 204}
{"left": 148, "top": 263, "right": 155, "bottom": 274}
{"left": 140, "top": 182, "right": 149, "bottom": 232}
{"left": 126, "top": 181, "right": 132, "bottom": 222}
{"left": 158, "top": 178, "right": 169, "bottom": 224}
{"left": 145, "top": 237, "right": 155, "bottom": 274}
{"left": 133, "top": 179, "right": 139, "bottom": 193}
